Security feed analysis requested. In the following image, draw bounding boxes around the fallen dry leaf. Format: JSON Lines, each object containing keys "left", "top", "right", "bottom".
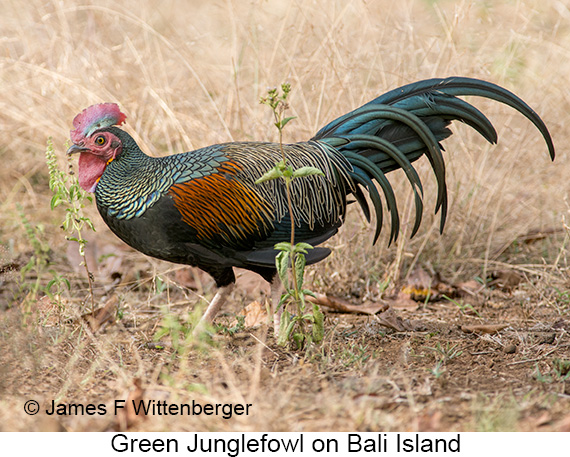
{"left": 308, "top": 294, "right": 421, "bottom": 331}
{"left": 460, "top": 323, "right": 509, "bottom": 334}
{"left": 388, "top": 291, "right": 420, "bottom": 310}
{"left": 82, "top": 296, "right": 118, "bottom": 332}
{"left": 400, "top": 266, "right": 456, "bottom": 302}
{"left": 373, "top": 307, "right": 420, "bottom": 332}
{"left": 232, "top": 300, "right": 268, "bottom": 328}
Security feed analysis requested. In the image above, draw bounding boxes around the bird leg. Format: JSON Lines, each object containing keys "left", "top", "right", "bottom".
{"left": 270, "top": 275, "right": 284, "bottom": 336}
{"left": 194, "top": 283, "right": 235, "bottom": 333}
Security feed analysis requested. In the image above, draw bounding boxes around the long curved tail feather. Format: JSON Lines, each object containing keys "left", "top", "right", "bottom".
{"left": 313, "top": 77, "right": 555, "bottom": 244}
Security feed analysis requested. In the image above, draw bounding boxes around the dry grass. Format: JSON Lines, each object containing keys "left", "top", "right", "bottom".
{"left": 1, "top": 0, "right": 569, "bottom": 432}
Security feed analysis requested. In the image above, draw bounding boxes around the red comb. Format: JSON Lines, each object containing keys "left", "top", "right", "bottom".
{"left": 70, "top": 103, "right": 127, "bottom": 143}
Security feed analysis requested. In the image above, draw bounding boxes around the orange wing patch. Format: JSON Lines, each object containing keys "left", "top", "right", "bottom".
{"left": 168, "top": 161, "right": 274, "bottom": 246}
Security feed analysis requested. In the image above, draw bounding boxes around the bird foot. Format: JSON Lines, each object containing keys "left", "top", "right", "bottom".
{"left": 272, "top": 311, "right": 281, "bottom": 337}
{"left": 192, "top": 283, "right": 235, "bottom": 338}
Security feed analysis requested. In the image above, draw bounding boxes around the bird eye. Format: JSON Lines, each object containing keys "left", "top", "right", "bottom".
{"left": 95, "top": 135, "right": 106, "bottom": 146}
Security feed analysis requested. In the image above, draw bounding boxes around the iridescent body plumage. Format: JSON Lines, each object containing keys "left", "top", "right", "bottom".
{"left": 67, "top": 77, "right": 555, "bottom": 329}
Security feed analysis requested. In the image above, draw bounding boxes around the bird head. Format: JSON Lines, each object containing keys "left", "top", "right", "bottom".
{"left": 67, "top": 103, "right": 127, "bottom": 192}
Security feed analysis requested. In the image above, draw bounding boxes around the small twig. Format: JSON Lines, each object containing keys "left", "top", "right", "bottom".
{"left": 506, "top": 348, "right": 559, "bottom": 366}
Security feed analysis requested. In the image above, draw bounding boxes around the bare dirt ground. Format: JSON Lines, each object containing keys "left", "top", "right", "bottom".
{"left": 1, "top": 241, "right": 569, "bottom": 432}
{"left": 1, "top": 0, "right": 569, "bottom": 432}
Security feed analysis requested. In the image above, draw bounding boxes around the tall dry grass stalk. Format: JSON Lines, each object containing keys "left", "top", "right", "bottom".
{"left": 1, "top": 0, "right": 565, "bottom": 278}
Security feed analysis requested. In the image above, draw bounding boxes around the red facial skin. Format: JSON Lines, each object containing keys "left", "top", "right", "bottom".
{"left": 74, "top": 131, "right": 122, "bottom": 192}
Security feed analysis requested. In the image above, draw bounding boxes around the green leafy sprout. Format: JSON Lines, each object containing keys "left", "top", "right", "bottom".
{"left": 46, "top": 137, "right": 96, "bottom": 314}
{"left": 257, "top": 84, "right": 325, "bottom": 348}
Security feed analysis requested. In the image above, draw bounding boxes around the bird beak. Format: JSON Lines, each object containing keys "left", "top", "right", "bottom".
{"left": 66, "top": 144, "right": 90, "bottom": 156}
